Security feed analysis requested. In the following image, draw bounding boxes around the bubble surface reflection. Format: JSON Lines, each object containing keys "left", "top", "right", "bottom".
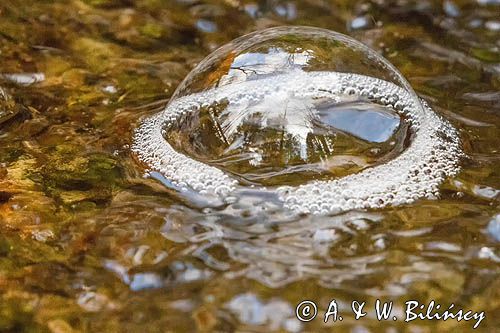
{"left": 132, "top": 27, "right": 462, "bottom": 214}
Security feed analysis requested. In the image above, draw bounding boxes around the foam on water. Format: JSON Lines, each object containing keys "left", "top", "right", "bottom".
{"left": 132, "top": 70, "right": 462, "bottom": 214}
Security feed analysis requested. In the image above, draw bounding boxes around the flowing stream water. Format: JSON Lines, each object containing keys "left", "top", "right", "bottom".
{"left": 0, "top": 1, "right": 498, "bottom": 332}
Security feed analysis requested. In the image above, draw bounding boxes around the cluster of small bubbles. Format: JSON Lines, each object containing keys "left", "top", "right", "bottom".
{"left": 133, "top": 111, "right": 238, "bottom": 197}
{"left": 133, "top": 70, "right": 462, "bottom": 214}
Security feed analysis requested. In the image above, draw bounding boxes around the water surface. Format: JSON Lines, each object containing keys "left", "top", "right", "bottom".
{"left": 0, "top": 0, "right": 499, "bottom": 332}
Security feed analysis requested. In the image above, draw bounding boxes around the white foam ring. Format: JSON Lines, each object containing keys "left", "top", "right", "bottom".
{"left": 132, "top": 71, "right": 462, "bottom": 214}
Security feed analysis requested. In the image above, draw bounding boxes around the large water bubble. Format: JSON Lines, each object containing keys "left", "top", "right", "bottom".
{"left": 133, "top": 26, "right": 462, "bottom": 214}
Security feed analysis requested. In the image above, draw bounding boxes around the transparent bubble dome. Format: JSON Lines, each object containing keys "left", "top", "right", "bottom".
{"left": 132, "top": 26, "right": 462, "bottom": 214}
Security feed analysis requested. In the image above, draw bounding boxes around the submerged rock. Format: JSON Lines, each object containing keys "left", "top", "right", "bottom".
{"left": 0, "top": 88, "right": 21, "bottom": 126}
